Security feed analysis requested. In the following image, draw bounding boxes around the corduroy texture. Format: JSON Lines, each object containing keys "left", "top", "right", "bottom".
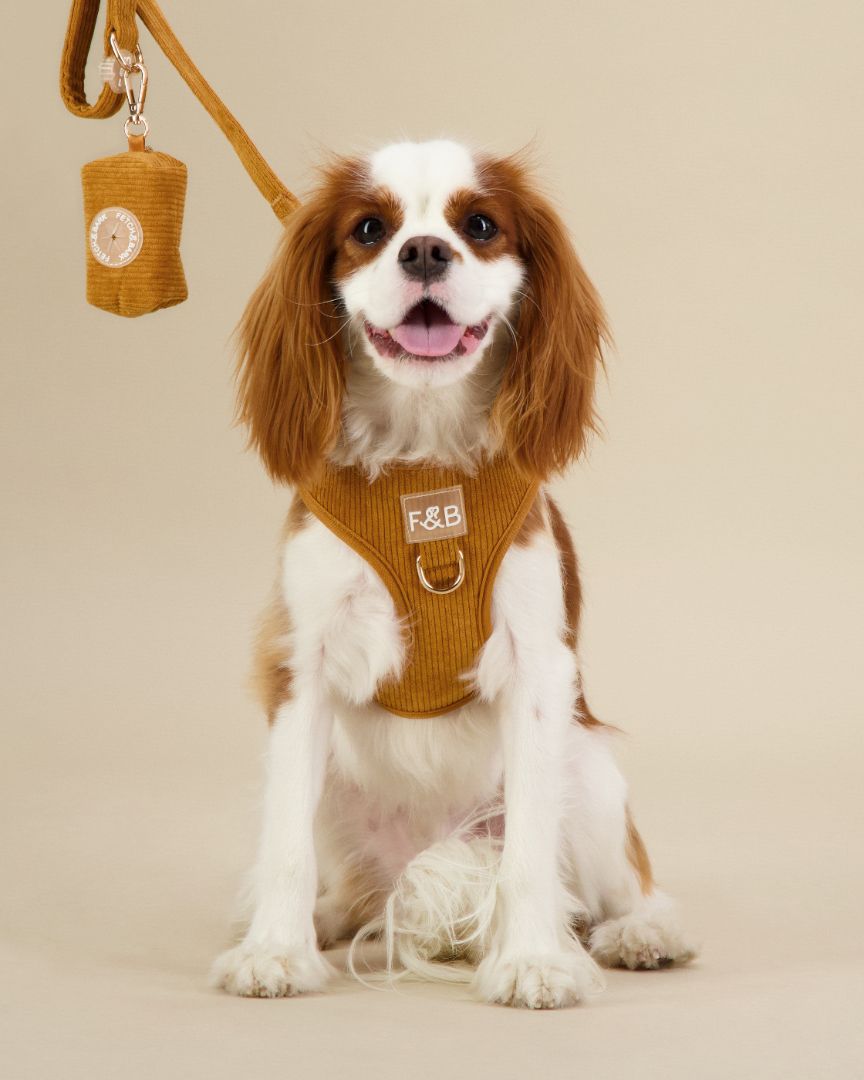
{"left": 60, "top": 0, "right": 298, "bottom": 223}
{"left": 298, "top": 458, "right": 539, "bottom": 718}
{"left": 60, "top": 0, "right": 137, "bottom": 119}
{"left": 82, "top": 148, "right": 188, "bottom": 317}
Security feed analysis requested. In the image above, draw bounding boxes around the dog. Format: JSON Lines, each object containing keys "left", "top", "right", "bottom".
{"left": 212, "top": 140, "right": 694, "bottom": 1007}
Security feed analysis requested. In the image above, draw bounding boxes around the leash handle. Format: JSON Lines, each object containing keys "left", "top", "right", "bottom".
{"left": 59, "top": 0, "right": 299, "bottom": 223}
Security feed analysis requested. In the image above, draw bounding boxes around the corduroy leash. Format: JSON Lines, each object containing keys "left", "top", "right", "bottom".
{"left": 60, "top": 0, "right": 298, "bottom": 316}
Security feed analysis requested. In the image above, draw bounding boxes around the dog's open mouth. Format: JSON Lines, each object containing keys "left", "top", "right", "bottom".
{"left": 365, "top": 300, "right": 490, "bottom": 361}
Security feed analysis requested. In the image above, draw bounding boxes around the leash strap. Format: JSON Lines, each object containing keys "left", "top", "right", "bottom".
{"left": 59, "top": 0, "right": 299, "bottom": 222}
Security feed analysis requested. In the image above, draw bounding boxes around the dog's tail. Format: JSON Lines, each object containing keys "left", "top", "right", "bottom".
{"left": 346, "top": 805, "right": 588, "bottom": 988}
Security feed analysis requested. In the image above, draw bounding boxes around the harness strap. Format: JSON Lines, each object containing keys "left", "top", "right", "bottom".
{"left": 59, "top": 0, "right": 299, "bottom": 223}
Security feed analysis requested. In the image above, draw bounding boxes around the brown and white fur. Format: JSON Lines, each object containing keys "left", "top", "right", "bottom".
{"left": 212, "top": 140, "right": 695, "bottom": 1008}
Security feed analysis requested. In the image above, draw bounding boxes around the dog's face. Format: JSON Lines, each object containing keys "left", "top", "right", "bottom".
{"left": 237, "top": 140, "right": 606, "bottom": 484}
{"left": 334, "top": 141, "right": 524, "bottom": 389}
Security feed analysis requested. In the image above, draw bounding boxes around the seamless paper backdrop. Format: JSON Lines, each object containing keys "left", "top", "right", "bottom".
{"left": 1, "top": 2, "right": 862, "bottom": 1077}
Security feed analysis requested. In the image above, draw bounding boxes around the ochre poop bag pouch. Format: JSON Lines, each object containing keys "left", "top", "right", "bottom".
{"left": 82, "top": 142, "right": 188, "bottom": 317}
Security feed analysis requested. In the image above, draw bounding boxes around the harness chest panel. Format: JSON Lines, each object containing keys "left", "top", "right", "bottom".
{"left": 298, "top": 459, "right": 539, "bottom": 718}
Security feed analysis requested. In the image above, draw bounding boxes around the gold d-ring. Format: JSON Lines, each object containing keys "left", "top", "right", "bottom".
{"left": 415, "top": 549, "right": 465, "bottom": 595}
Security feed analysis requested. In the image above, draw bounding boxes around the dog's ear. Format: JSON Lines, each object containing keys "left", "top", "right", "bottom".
{"left": 487, "top": 157, "right": 607, "bottom": 479}
{"left": 236, "top": 188, "right": 345, "bottom": 486}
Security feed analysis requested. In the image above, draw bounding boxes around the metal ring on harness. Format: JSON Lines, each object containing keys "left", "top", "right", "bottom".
{"left": 415, "top": 549, "right": 465, "bottom": 595}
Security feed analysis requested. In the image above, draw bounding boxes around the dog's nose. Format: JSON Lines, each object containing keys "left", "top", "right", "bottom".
{"left": 397, "top": 235, "right": 453, "bottom": 282}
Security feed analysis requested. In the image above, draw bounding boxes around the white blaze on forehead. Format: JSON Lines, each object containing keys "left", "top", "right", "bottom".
{"left": 368, "top": 140, "right": 477, "bottom": 218}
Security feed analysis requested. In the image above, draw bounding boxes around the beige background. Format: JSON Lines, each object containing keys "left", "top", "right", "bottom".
{"left": 2, "top": 1, "right": 862, "bottom": 1076}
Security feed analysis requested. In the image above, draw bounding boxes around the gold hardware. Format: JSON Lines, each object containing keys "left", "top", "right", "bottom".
{"left": 415, "top": 549, "right": 466, "bottom": 595}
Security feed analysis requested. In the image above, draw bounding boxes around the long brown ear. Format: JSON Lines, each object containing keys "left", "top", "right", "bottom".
{"left": 488, "top": 159, "right": 608, "bottom": 479}
{"left": 236, "top": 191, "right": 345, "bottom": 486}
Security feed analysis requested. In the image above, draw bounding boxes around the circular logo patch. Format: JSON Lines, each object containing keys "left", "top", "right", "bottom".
{"left": 89, "top": 207, "right": 144, "bottom": 268}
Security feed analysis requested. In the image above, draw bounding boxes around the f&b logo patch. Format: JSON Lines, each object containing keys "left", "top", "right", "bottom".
{"left": 401, "top": 486, "right": 468, "bottom": 544}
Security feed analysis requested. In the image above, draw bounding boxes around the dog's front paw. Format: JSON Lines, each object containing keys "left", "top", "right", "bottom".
{"left": 473, "top": 948, "right": 605, "bottom": 1009}
{"left": 211, "top": 942, "right": 335, "bottom": 998}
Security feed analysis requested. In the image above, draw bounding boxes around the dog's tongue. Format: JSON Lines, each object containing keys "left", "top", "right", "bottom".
{"left": 390, "top": 301, "right": 465, "bottom": 357}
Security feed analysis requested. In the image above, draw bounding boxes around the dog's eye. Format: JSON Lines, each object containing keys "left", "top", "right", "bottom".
{"left": 464, "top": 213, "right": 498, "bottom": 242}
{"left": 353, "top": 217, "right": 386, "bottom": 245}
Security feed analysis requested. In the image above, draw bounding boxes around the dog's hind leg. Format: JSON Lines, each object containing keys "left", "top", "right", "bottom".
{"left": 561, "top": 722, "right": 697, "bottom": 970}
{"left": 313, "top": 835, "right": 389, "bottom": 949}
{"left": 314, "top": 872, "right": 386, "bottom": 948}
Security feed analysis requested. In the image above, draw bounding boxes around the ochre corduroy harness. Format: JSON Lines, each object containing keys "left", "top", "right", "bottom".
{"left": 298, "top": 458, "right": 539, "bottom": 719}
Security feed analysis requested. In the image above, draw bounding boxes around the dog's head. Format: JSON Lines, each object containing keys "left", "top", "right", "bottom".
{"left": 237, "top": 140, "right": 606, "bottom": 484}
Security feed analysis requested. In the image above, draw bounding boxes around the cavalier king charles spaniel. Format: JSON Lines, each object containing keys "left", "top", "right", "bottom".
{"left": 212, "top": 140, "right": 694, "bottom": 1008}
